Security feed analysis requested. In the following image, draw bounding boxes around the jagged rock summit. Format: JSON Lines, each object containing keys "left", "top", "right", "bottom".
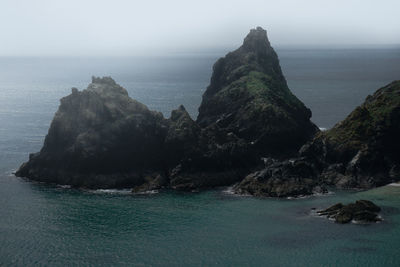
{"left": 197, "top": 26, "right": 318, "bottom": 157}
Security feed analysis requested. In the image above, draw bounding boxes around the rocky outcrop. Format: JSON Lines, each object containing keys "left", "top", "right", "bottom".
{"left": 167, "top": 27, "right": 320, "bottom": 191}
{"left": 197, "top": 27, "right": 318, "bottom": 158}
{"left": 301, "top": 81, "right": 400, "bottom": 189}
{"left": 317, "top": 200, "right": 381, "bottom": 223}
{"left": 15, "top": 75, "right": 254, "bottom": 189}
{"left": 234, "top": 80, "right": 400, "bottom": 197}
{"left": 168, "top": 124, "right": 255, "bottom": 190}
{"left": 16, "top": 76, "right": 169, "bottom": 188}
{"left": 16, "top": 27, "right": 399, "bottom": 196}
{"left": 164, "top": 105, "right": 201, "bottom": 167}
{"left": 234, "top": 157, "right": 326, "bottom": 197}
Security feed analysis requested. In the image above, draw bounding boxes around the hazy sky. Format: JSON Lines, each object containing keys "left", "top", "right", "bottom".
{"left": 1, "top": 0, "right": 399, "bottom": 56}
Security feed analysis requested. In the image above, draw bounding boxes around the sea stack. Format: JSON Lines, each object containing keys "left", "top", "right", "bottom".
{"left": 197, "top": 26, "right": 318, "bottom": 157}
{"left": 17, "top": 27, "right": 322, "bottom": 191}
{"left": 16, "top": 77, "right": 170, "bottom": 188}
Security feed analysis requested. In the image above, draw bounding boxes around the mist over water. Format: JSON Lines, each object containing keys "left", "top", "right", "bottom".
{"left": 1, "top": 48, "right": 400, "bottom": 266}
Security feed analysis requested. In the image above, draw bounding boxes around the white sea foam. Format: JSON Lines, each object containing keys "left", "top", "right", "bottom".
{"left": 221, "top": 186, "right": 252, "bottom": 197}
{"left": 287, "top": 190, "right": 334, "bottom": 200}
{"left": 388, "top": 182, "right": 400, "bottom": 187}
{"left": 58, "top": 184, "right": 72, "bottom": 189}
{"left": 221, "top": 186, "right": 236, "bottom": 195}
{"left": 6, "top": 169, "right": 17, "bottom": 176}
{"left": 314, "top": 190, "right": 335, "bottom": 197}
{"left": 351, "top": 219, "right": 381, "bottom": 225}
{"left": 92, "top": 189, "right": 132, "bottom": 195}
{"left": 132, "top": 190, "right": 159, "bottom": 195}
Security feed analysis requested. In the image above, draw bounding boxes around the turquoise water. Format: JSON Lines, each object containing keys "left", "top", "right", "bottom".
{"left": 1, "top": 176, "right": 400, "bottom": 266}
{"left": 1, "top": 49, "right": 400, "bottom": 266}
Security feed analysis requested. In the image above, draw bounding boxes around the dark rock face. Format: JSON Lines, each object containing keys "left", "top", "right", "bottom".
{"left": 168, "top": 27, "right": 320, "bottom": 191}
{"left": 16, "top": 77, "right": 169, "bottom": 188}
{"left": 234, "top": 80, "right": 400, "bottom": 197}
{"left": 168, "top": 124, "right": 255, "bottom": 191}
{"left": 164, "top": 105, "right": 201, "bottom": 167}
{"left": 16, "top": 27, "right": 319, "bottom": 191}
{"left": 197, "top": 26, "right": 318, "bottom": 157}
{"left": 15, "top": 75, "right": 254, "bottom": 189}
{"left": 300, "top": 81, "right": 400, "bottom": 189}
{"left": 234, "top": 157, "right": 326, "bottom": 197}
{"left": 131, "top": 172, "right": 167, "bottom": 193}
{"left": 317, "top": 200, "right": 381, "bottom": 224}
{"left": 164, "top": 105, "right": 255, "bottom": 190}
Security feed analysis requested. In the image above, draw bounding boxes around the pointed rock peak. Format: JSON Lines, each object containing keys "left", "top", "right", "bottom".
{"left": 171, "top": 105, "right": 191, "bottom": 121}
{"left": 177, "top": 105, "right": 186, "bottom": 112}
{"left": 242, "top": 26, "right": 271, "bottom": 52}
{"left": 91, "top": 76, "right": 117, "bottom": 86}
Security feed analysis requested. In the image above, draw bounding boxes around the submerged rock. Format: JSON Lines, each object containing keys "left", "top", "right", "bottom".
{"left": 317, "top": 200, "right": 381, "bottom": 224}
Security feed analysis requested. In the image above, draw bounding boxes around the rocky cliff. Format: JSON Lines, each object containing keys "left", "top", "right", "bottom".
{"left": 304, "top": 80, "right": 400, "bottom": 188}
{"left": 16, "top": 77, "right": 169, "bottom": 188}
{"left": 17, "top": 27, "right": 319, "bottom": 190}
{"left": 163, "top": 27, "right": 320, "bottom": 190}
{"left": 234, "top": 81, "right": 400, "bottom": 196}
{"left": 197, "top": 27, "right": 318, "bottom": 157}
{"left": 16, "top": 27, "right": 398, "bottom": 196}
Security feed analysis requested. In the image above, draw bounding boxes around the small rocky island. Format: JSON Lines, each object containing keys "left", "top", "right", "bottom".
{"left": 317, "top": 200, "right": 381, "bottom": 224}
{"left": 16, "top": 27, "right": 400, "bottom": 198}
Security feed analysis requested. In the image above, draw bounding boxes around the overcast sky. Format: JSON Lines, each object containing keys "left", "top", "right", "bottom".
{"left": 1, "top": 0, "right": 399, "bottom": 56}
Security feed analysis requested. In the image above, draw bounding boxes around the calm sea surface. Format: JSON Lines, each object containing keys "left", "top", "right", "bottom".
{"left": 1, "top": 48, "right": 400, "bottom": 266}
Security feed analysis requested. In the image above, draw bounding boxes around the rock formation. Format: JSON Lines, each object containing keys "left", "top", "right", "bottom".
{"left": 234, "top": 81, "right": 400, "bottom": 196}
{"left": 16, "top": 77, "right": 169, "bottom": 188}
{"left": 197, "top": 26, "right": 318, "bottom": 158}
{"left": 301, "top": 81, "right": 400, "bottom": 189}
{"left": 163, "top": 27, "right": 320, "bottom": 190}
{"left": 16, "top": 27, "right": 399, "bottom": 196}
{"left": 234, "top": 157, "right": 326, "bottom": 197}
{"left": 317, "top": 200, "right": 381, "bottom": 223}
{"left": 16, "top": 27, "right": 319, "bottom": 191}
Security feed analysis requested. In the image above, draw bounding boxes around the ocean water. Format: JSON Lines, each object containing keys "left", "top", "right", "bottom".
{"left": 1, "top": 48, "right": 400, "bottom": 266}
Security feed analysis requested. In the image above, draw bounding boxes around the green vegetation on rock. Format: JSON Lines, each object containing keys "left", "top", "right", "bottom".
{"left": 197, "top": 27, "right": 318, "bottom": 157}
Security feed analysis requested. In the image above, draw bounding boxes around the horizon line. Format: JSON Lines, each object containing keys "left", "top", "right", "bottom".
{"left": 0, "top": 43, "right": 399, "bottom": 58}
